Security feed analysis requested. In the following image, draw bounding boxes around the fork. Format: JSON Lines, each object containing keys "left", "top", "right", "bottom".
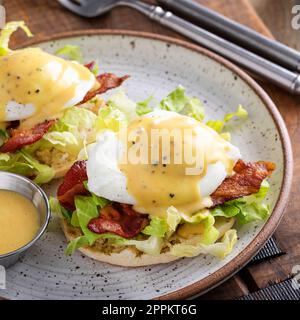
{"left": 57, "top": 0, "right": 300, "bottom": 94}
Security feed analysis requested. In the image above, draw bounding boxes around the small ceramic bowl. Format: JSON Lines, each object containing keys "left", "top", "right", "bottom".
{"left": 0, "top": 172, "right": 50, "bottom": 268}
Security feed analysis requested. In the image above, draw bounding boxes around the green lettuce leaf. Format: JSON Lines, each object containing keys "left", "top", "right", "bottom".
{"left": 136, "top": 95, "right": 154, "bottom": 116}
{"left": 0, "top": 156, "right": 33, "bottom": 176}
{"left": 160, "top": 86, "right": 205, "bottom": 121}
{"left": 123, "top": 236, "right": 164, "bottom": 256}
{"left": 65, "top": 233, "right": 125, "bottom": 256}
{"left": 142, "top": 217, "right": 168, "bottom": 237}
{"left": 0, "top": 21, "right": 33, "bottom": 56}
{"left": 20, "top": 150, "right": 55, "bottom": 184}
{"left": 65, "top": 235, "right": 90, "bottom": 256}
{"left": 166, "top": 206, "right": 182, "bottom": 232}
{"left": 55, "top": 44, "right": 83, "bottom": 63}
{"left": 211, "top": 180, "right": 270, "bottom": 225}
{"left": 206, "top": 105, "right": 248, "bottom": 133}
{"left": 166, "top": 206, "right": 211, "bottom": 225}
{"left": 170, "top": 229, "right": 237, "bottom": 259}
{"left": 95, "top": 105, "right": 127, "bottom": 133}
{"left": 0, "top": 153, "right": 10, "bottom": 162}
{"left": 234, "top": 202, "right": 270, "bottom": 225}
{"left": 71, "top": 211, "right": 80, "bottom": 228}
{"left": 49, "top": 197, "right": 72, "bottom": 222}
{"left": 107, "top": 91, "right": 137, "bottom": 121}
{"left": 0, "top": 128, "right": 9, "bottom": 138}
{"left": 40, "top": 107, "right": 97, "bottom": 155}
{"left": 74, "top": 195, "right": 107, "bottom": 245}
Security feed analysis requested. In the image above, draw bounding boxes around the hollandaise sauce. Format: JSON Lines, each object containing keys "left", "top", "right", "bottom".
{"left": 119, "top": 112, "right": 236, "bottom": 218}
{"left": 0, "top": 48, "right": 97, "bottom": 129}
{"left": 0, "top": 190, "right": 39, "bottom": 255}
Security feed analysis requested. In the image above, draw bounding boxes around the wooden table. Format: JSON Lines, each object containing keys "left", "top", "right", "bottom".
{"left": 2, "top": 0, "right": 300, "bottom": 300}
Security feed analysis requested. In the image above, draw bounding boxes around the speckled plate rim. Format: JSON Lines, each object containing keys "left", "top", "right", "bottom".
{"left": 15, "top": 29, "right": 293, "bottom": 300}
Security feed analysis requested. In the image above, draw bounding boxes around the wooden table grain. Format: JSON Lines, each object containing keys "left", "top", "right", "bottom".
{"left": 2, "top": 0, "right": 300, "bottom": 300}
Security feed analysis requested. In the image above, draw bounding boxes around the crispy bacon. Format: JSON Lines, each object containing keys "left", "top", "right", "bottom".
{"left": 211, "top": 159, "right": 275, "bottom": 206}
{"left": 88, "top": 203, "right": 149, "bottom": 239}
{"left": 84, "top": 61, "right": 96, "bottom": 71}
{"left": 81, "top": 73, "right": 129, "bottom": 104}
{"left": 0, "top": 120, "right": 55, "bottom": 153}
{"left": 57, "top": 160, "right": 89, "bottom": 211}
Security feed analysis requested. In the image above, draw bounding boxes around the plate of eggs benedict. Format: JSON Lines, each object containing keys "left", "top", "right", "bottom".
{"left": 0, "top": 24, "right": 292, "bottom": 300}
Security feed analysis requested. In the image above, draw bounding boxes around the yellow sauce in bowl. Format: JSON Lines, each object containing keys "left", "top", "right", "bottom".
{"left": 0, "top": 190, "right": 40, "bottom": 255}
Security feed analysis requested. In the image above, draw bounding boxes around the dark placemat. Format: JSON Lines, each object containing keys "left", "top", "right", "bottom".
{"left": 250, "top": 237, "right": 285, "bottom": 264}
{"left": 238, "top": 278, "right": 300, "bottom": 300}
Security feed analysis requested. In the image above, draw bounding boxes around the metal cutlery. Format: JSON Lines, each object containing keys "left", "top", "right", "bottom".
{"left": 57, "top": 0, "right": 300, "bottom": 94}
{"left": 158, "top": 0, "right": 300, "bottom": 72}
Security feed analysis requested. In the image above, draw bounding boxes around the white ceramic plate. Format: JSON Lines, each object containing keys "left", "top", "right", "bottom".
{"left": 1, "top": 31, "right": 292, "bottom": 300}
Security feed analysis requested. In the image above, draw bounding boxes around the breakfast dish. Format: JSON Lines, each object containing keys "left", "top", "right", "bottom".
{"left": 0, "top": 22, "right": 276, "bottom": 268}
{"left": 0, "top": 30, "right": 290, "bottom": 300}
{"left": 0, "top": 22, "right": 128, "bottom": 183}
{"left": 53, "top": 87, "right": 275, "bottom": 267}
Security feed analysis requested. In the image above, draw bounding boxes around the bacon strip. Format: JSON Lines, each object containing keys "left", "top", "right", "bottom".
{"left": 88, "top": 203, "right": 149, "bottom": 239}
{"left": 57, "top": 160, "right": 89, "bottom": 211}
{"left": 81, "top": 73, "right": 129, "bottom": 104}
{"left": 0, "top": 120, "right": 55, "bottom": 153}
{"left": 84, "top": 61, "right": 96, "bottom": 71}
{"left": 211, "top": 159, "right": 275, "bottom": 206}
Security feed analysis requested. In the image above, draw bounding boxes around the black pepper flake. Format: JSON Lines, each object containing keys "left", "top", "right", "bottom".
{"left": 16, "top": 76, "right": 20, "bottom": 80}
{"left": 169, "top": 193, "right": 175, "bottom": 198}
{"left": 28, "top": 91, "right": 31, "bottom": 95}
{"left": 35, "top": 89, "right": 40, "bottom": 94}
{"left": 163, "top": 164, "right": 167, "bottom": 167}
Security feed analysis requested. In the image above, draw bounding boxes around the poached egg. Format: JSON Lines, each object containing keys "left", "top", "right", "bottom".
{"left": 87, "top": 110, "right": 241, "bottom": 218}
{"left": 0, "top": 48, "right": 97, "bottom": 130}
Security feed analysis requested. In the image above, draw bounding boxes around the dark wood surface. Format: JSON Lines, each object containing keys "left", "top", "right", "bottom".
{"left": 2, "top": 0, "right": 300, "bottom": 299}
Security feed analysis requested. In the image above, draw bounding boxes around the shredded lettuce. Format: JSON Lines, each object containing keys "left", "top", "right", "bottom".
{"left": 170, "top": 229, "right": 237, "bottom": 259}
{"left": 0, "top": 153, "right": 10, "bottom": 162}
{"left": 41, "top": 107, "right": 97, "bottom": 155}
{"left": 211, "top": 180, "right": 270, "bottom": 225}
{"left": 206, "top": 105, "right": 248, "bottom": 133}
{"left": 74, "top": 195, "right": 109, "bottom": 245}
{"left": 0, "top": 128, "right": 9, "bottom": 139}
{"left": 123, "top": 236, "right": 164, "bottom": 256}
{"left": 20, "top": 150, "right": 55, "bottom": 184}
{"left": 95, "top": 106, "right": 127, "bottom": 133}
{"left": 0, "top": 21, "right": 33, "bottom": 56}
{"left": 107, "top": 91, "right": 137, "bottom": 121}
{"left": 65, "top": 235, "right": 90, "bottom": 256}
{"left": 55, "top": 44, "right": 83, "bottom": 63}
{"left": 0, "top": 152, "right": 34, "bottom": 176}
{"left": 49, "top": 197, "right": 72, "bottom": 222}
{"left": 71, "top": 211, "right": 80, "bottom": 228}
{"left": 136, "top": 96, "right": 154, "bottom": 116}
{"left": 167, "top": 207, "right": 182, "bottom": 232}
{"left": 0, "top": 150, "right": 54, "bottom": 184}
{"left": 160, "top": 86, "right": 205, "bottom": 121}
{"left": 167, "top": 206, "right": 212, "bottom": 225}
{"left": 142, "top": 217, "right": 168, "bottom": 237}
